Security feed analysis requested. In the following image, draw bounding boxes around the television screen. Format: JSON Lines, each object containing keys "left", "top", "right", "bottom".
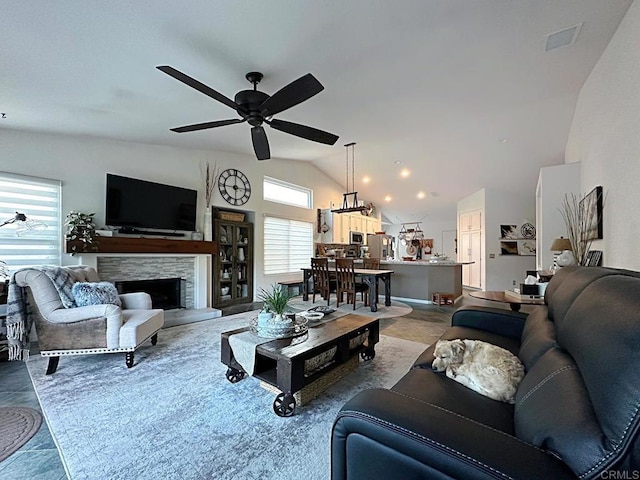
{"left": 106, "top": 174, "right": 197, "bottom": 231}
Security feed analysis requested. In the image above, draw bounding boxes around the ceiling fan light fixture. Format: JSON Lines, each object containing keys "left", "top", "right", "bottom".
{"left": 331, "top": 142, "right": 368, "bottom": 214}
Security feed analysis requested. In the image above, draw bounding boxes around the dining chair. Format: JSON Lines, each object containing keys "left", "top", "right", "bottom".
{"left": 310, "top": 257, "right": 335, "bottom": 305}
{"left": 335, "top": 258, "right": 369, "bottom": 310}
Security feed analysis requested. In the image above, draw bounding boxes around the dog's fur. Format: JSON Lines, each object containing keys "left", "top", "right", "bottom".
{"left": 432, "top": 339, "right": 525, "bottom": 403}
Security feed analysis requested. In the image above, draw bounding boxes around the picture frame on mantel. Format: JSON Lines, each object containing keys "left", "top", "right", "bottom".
{"left": 580, "top": 186, "right": 603, "bottom": 240}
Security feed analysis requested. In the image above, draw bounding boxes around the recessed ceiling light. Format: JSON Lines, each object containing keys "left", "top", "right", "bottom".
{"left": 384, "top": 195, "right": 392, "bottom": 202}
{"left": 417, "top": 191, "right": 426, "bottom": 199}
{"left": 362, "top": 176, "right": 370, "bottom": 184}
{"left": 393, "top": 160, "right": 401, "bottom": 165}
{"left": 500, "top": 138, "right": 508, "bottom": 144}
{"left": 400, "top": 169, "right": 410, "bottom": 178}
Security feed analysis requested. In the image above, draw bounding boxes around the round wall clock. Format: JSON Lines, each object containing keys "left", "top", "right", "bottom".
{"left": 218, "top": 168, "right": 251, "bottom": 206}
{"left": 521, "top": 223, "right": 536, "bottom": 239}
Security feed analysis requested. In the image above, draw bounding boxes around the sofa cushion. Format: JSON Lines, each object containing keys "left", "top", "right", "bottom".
{"left": 391, "top": 368, "right": 516, "bottom": 435}
{"left": 518, "top": 308, "right": 556, "bottom": 370}
{"left": 72, "top": 282, "right": 122, "bottom": 307}
{"left": 514, "top": 348, "right": 608, "bottom": 477}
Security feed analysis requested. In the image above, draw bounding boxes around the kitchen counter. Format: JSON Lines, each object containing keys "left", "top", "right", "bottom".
{"left": 379, "top": 259, "right": 469, "bottom": 303}
{"left": 321, "top": 257, "right": 469, "bottom": 303}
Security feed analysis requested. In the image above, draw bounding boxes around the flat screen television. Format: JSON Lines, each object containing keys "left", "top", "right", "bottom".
{"left": 106, "top": 174, "right": 197, "bottom": 232}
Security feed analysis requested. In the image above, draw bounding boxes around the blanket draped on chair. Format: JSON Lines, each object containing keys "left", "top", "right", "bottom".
{"left": 5, "top": 266, "right": 78, "bottom": 361}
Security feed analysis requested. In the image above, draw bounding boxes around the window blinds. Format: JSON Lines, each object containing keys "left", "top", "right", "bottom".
{"left": 0, "top": 172, "right": 62, "bottom": 270}
{"left": 263, "top": 216, "right": 313, "bottom": 275}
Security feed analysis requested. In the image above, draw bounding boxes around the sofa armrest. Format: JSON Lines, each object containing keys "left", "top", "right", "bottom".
{"left": 47, "top": 304, "right": 122, "bottom": 348}
{"left": 119, "top": 292, "right": 152, "bottom": 310}
{"left": 332, "top": 389, "right": 575, "bottom": 480}
{"left": 452, "top": 306, "right": 527, "bottom": 340}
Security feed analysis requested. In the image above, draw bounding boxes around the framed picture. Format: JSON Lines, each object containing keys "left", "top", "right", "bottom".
{"left": 500, "top": 225, "right": 518, "bottom": 239}
{"left": 586, "top": 250, "right": 602, "bottom": 267}
{"left": 500, "top": 241, "right": 519, "bottom": 255}
{"left": 517, "top": 240, "right": 536, "bottom": 256}
{"left": 580, "top": 186, "right": 603, "bottom": 240}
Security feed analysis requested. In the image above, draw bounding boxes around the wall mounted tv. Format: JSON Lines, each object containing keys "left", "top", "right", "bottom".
{"left": 106, "top": 174, "right": 197, "bottom": 232}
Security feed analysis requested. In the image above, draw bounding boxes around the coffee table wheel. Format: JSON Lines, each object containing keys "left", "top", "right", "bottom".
{"left": 360, "top": 348, "right": 376, "bottom": 361}
{"left": 225, "top": 367, "right": 246, "bottom": 383}
{"left": 273, "top": 392, "right": 296, "bottom": 417}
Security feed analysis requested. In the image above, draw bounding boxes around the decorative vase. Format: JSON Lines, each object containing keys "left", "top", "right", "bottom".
{"left": 238, "top": 247, "right": 245, "bottom": 262}
{"left": 258, "top": 311, "right": 273, "bottom": 328}
{"left": 556, "top": 250, "right": 576, "bottom": 267}
{"left": 203, "top": 207, "right": 212, "bottom": 241}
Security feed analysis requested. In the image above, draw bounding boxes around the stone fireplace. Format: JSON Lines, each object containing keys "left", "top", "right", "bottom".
{"left": 75, "top": 253, "right": 211, "bottom": 309}
{"left": 115, "top": 277, "right": 185, "bottom": 310}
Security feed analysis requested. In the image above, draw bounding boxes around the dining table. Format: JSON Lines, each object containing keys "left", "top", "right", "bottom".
{"left": 301, "top": 266, "right": 394, "bottom": 312}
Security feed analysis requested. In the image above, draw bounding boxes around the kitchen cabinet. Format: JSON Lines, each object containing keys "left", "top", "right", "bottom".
{"left": 213, "top": 219, "right": 253, "bottom": 307}
{"left": 321, "top": 209, "right": 382, "bottom": 244}
{"left": 458, "top": 209, "right": 482, "bottom": 288}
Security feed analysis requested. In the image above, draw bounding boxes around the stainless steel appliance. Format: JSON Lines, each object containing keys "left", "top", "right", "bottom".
{"left": 367, "top": 234, "right": 394, "bottom": 260}
{"left": 349, "top": 231, "right": 364, "bottom": 245}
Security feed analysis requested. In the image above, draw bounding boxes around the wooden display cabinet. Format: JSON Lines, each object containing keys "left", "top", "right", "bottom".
{"left": 213, "top": 218, "right": 253, "bottom": 307}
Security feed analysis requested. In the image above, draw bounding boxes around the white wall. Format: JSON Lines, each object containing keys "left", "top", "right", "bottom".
{"left": 484, "top": 189, "right": 536, "bottom": 291}
{"left": 565, "top": 0, "right": 640, "bottom": 270}
{"left": 458, "top": 188, "right": 537, "bottom": 291}
{"left": 0, "top": 128, "right": 346, "bottom": 295}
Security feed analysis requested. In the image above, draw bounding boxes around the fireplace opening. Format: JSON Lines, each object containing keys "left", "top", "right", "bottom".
{"left": 115, "top": 278, "right": 184, "bottom": 310}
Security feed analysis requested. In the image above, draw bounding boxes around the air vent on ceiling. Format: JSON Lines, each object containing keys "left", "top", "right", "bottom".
{"left": 545, "top": 23, "right": 583, "bottom": 52}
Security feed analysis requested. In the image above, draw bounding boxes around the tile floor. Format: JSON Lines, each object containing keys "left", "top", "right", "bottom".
{"left": 0, "top": 291, "right": 528, "bottom": 478}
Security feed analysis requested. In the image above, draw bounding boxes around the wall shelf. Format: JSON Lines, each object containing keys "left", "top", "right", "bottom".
{"left": 65, "top": 236, "right": 218, "bottom": 255}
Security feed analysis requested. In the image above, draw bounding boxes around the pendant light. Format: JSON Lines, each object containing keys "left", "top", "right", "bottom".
{"left": 331, "top": 142, "right": 368, "bottom": 214}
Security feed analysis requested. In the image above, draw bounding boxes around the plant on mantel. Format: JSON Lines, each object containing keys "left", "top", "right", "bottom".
{"left": 65, "top": 211, "right": 97, "bottom": 255}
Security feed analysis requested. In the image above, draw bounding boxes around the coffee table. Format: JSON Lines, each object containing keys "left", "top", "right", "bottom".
{"left": 221, "top": 314, "right": 379, "bottom": 416}
{"left": 469, "top": 290, "right": 544, "bottom": 312}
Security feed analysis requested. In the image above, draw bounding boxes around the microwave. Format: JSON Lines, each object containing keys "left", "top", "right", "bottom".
{"left": 349, "top": 231, "right": 364, "bottom": 245}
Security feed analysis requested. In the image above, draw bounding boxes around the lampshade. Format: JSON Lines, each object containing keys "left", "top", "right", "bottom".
{"left": 550, "top": 237, "right": 572, "bottom": 252}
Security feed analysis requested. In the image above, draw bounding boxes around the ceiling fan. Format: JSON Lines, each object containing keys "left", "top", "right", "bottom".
{"left": 156, "top": 66, "right": 339, "bottom": 160}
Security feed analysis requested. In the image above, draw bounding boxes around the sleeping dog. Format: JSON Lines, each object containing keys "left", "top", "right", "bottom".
{"left": 432, "top": 339, "right": 525, "bottom": 403}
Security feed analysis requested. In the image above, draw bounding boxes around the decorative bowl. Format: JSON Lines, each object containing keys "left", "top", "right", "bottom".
{"left": 221, "top": 287, "right": 230, "bottom": 295}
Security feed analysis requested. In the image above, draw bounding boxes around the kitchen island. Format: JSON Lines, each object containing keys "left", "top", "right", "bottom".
{"left": 379, "top": 259, "right": 469, "bottom": 304}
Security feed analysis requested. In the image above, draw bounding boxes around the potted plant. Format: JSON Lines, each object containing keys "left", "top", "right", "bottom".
{"left": 65, "top": 211, "right": 97, "bottom": 255}
{"left": 257, "top": 284, "right": 296, "bottom": 327}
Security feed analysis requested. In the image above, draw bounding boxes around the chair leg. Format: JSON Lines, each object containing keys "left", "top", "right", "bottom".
{"left": 151, "top": 333, "right": 158, "bottom": 345}
{"left": 45, "top": 356, "right": 60, "bottom": 375}
{"left": 125, "top": 352, "right": 134, "bottom": 368}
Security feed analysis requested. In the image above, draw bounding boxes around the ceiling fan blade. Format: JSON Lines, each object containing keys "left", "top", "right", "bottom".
{"left": 170, "top": 118, "right": 245, "bottom": 133}
{"left": 157, "top": 65, "right": 239, "bottom": 111}
{"left": 267, "top": 119, "right": 339, "bottom": 145}
{"left": 259, "top": 73, "right": 324, "bottom": 117}
{"left": 251, "top": 126, "right": 270, "bottom": 160}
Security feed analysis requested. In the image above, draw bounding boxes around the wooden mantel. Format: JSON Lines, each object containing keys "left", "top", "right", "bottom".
{"left": 65, "top": 236, "right": 218, "bottom": 255}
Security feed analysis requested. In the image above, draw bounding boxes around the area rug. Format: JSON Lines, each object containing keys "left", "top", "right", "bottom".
{"left": 288, "top": 296, "right": 412, "bottom": 319}
{"left": 27, "top": 311, "right": 429, "bottom": 480}
{"left": 0, "top": 406, "right": 43, "bottom": 462}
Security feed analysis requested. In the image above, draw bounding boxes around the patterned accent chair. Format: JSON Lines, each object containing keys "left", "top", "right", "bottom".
{"left": 13, "top": 266, "right": 163, "bottom": 374}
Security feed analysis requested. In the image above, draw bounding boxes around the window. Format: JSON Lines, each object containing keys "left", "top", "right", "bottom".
{"left": 263, "top": 176, "right": 312, "bottom": 209}
{"left": 0, "top": 172, "right": 62, "bottom": 271}
{"left": 264, "top": 216, "right": 313, "bottom": 275}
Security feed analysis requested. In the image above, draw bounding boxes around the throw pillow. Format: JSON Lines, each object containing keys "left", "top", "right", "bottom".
{"left": 72, "top": 282, "right": 122, "bottom": 307}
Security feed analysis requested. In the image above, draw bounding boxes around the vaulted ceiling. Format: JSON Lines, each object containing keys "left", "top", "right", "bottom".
{"left": 1, "top": 1, "right": 632, "bottom": 224}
